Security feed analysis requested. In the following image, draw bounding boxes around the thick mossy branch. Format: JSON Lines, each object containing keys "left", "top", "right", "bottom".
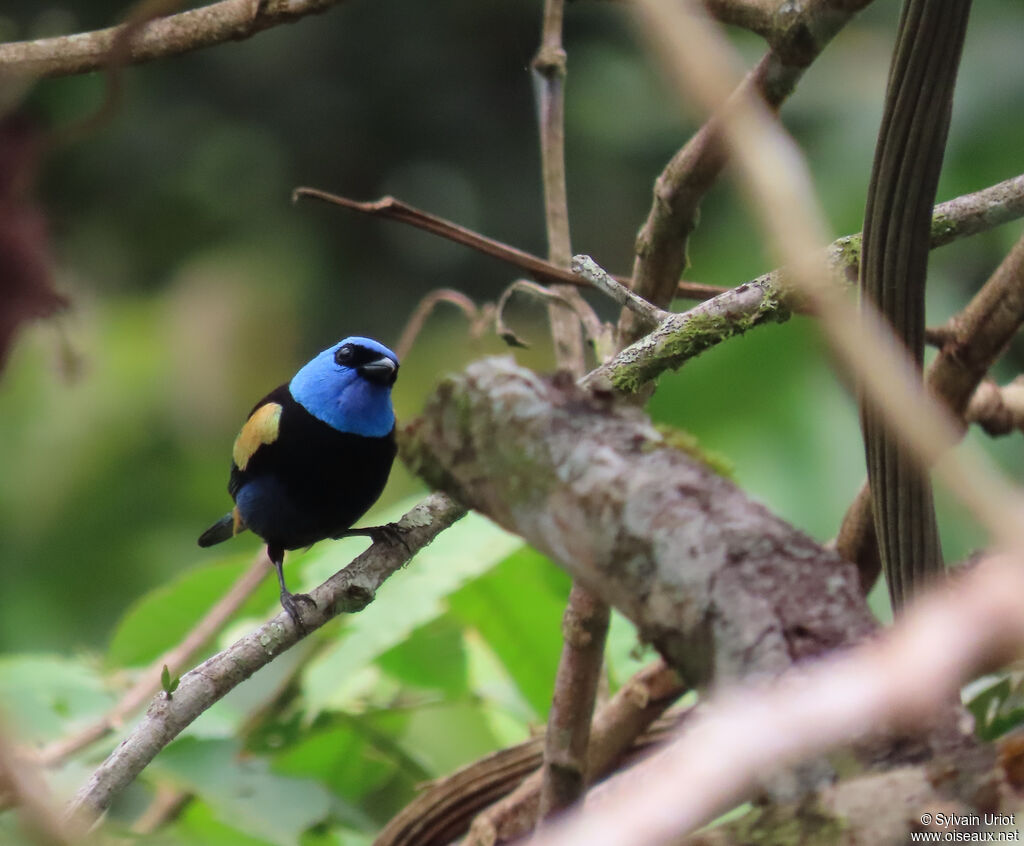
{"left": 401, "top": 358, "right": 874, "bottom": 686}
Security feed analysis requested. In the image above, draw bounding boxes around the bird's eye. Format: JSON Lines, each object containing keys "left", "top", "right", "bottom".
{"left": 334, "top": 344, "right": 354, "bottom": 365}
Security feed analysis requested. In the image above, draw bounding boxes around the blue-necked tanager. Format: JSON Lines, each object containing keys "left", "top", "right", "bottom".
{"left": 199, "top": 336, "right": 400, "bottom": 628}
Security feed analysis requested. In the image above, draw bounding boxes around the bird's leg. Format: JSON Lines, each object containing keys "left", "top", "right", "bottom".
{"left": 267, "top": 544, "right": 316, "bottom": 633}
{"left": 334, "top": 522, "right": 410, "bottom": 553}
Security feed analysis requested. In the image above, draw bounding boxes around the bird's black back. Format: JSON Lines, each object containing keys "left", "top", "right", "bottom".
{"left": 230, "top": 385, "right": 397, "bottom": 550}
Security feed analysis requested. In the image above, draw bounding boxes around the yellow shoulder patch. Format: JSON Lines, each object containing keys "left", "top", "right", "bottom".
{"left": 232, "top": 402, "right": 283, "bottom": 471}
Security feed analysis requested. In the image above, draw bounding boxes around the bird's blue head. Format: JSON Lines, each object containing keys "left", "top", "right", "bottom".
{"left": 288, "top": 336, "right": 399, "bottom": 437}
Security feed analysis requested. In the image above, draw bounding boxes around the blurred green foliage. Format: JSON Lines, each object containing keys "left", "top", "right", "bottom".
{"left": 0, "top": 0, "right": 1022, "bottom": 842}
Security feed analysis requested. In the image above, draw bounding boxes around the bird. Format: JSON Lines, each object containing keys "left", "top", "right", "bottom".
{"left": 198, "top": 336, "right": 400, "bottom": 630}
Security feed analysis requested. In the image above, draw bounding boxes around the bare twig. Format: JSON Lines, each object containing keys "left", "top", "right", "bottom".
{"left": 36, "top": 550, "right": 269, "bottom": 768}
{"left": 0, "top": 0, "right": 351, "bottom": 79}
{"left": 291, "top": 187, "right": 745, "bottom": 304}
{"left": 573, "top": 255, "right": 669, "bottom": 328}
{"left": 294, "top": 187, "right": 602, "bottom": 291}
{"left": 531, "top": 0, "right": 611, "bottom": 820}
{"left": 394, "top": 288, "right": 484, "bottom": 361}
{"left": 528, "top": 554, "right": 1024, "bottom": 846}
{"left": 619, "top": 0, "right": 877, "bottom": 345}
{"left": 68, "top": 493, "right": 465, "bottom": 823}
{"left": 495, "top": 279, "right": 579, "bottom": 349}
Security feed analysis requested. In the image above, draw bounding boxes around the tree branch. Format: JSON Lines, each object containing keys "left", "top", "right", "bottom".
{"left": 527, "top": 554, "right": 1022, "bottom": 846}
{"left": 402, "top": 359, "right": 879, "bottom": 688}
{"left": 530, "top": 0, "right": 611, "bottom": 825}
{"left": 67, "top": 492, "right": 465, "bottom": 824}
{"left": 619, "top": 0, "right": 877, "bottom": 345}
{"left": 0, "top": 0, "right": 350, "bottom": 80}
{"left": 586, "top": 175, "right": 1024, "bottom": 394}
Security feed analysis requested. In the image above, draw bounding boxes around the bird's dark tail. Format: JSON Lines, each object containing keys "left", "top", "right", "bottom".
{"left": 198, "top": 509, "right": 244, "bottom": 547}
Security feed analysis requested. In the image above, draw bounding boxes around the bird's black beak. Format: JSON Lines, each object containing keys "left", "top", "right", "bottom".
{"left": 358, "top": 355, "right": 398, "bottom": 386}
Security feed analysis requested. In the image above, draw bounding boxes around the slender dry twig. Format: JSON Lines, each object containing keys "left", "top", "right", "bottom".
{"left": 292, "top": 187, "right": 742, "bottom": 304}
{"left": 68, "top": 493, "right": 465, "bottom": 823}
{"left": 529, "top": 554, "right": 1024, "bottom": 846}
{"left": 530, "top": 0, "right": 612, "bottom": 820}
{"left": 495, "top": 279, "right": 579, "bottom": 349}
{"left": 0, "top": 0, "right": 351, "bottom": 79}
{"left": 573, "top": 255, "right": 670, "bottom": 328}
{"left": 36, "top": 551, "right": 269, "bottom": 768}
{"left": 619, "top": 0, "right": 877, "bottom": 345}
{"left": 394, "top": 288, "right": 485, "bottom": 361}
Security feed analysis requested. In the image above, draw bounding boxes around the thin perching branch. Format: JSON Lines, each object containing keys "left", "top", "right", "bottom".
{"left": 68, "top": 492, "right": 465, "bottom": 824}
{"left": 0, "top": 0, "right": 351, "bottom": 79}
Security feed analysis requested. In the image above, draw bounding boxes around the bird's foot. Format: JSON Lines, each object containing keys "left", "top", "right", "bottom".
{"left": 336, "top": 522, "right": 411, "bottom": 553}
{"left": 280, "top": 590, "right": 317, "bottom": 633}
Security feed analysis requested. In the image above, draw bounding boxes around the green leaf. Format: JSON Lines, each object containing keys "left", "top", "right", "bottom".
{"left": 160, "top": 664, "right": 180, "bottom": 695}
{"left": 272, "top": 721, "right": 396, "bottom": 806}
{"left": 301, "top": 507, "right": 522, "bottom": 715}
{"left": 168, "top": 799, "right": 278, "bottom": 846}
{"left": 366, "top": 699, "right": 510, "bottom": 777}
{"left": 0, "top": 654, "right": 115, "bottom": 743}
{"left": 965, "top": 673, "right": 1024, "bottom": 741}
{"left": 376, "top": 615, "right": 468, "bottom": 697}
{"left": 107, "top": 554, "right": 277, "bottom": 668}
{"left": 150, "top": 737, "right": 333, "bottom": 846}
{"left": 448, "top": 547, "right": 571, "bottom": 718}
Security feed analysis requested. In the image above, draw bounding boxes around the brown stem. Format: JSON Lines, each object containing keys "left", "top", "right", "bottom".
{"left": 537, "top": 584, "right": 611, "bottom": 820}
{"left": 530, "top": 0, "right": 610, "bottom": 824}
{"left": 620, "top": 0, "right": 876, "bottom": 346}
{"left": 394, "top": 289, "right": 483, "bottom": 361}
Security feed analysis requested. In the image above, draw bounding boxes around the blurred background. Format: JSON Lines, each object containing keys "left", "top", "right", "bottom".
{"left": 0, "top": 0, "right": 1022, "bottom": 842}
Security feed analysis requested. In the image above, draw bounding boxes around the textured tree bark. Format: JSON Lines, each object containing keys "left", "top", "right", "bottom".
{"left": 402, "top": 358, "right": 878, "bottom": 687}
{"left": 400, "top": 358, "right": 994, "bottom": 839}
